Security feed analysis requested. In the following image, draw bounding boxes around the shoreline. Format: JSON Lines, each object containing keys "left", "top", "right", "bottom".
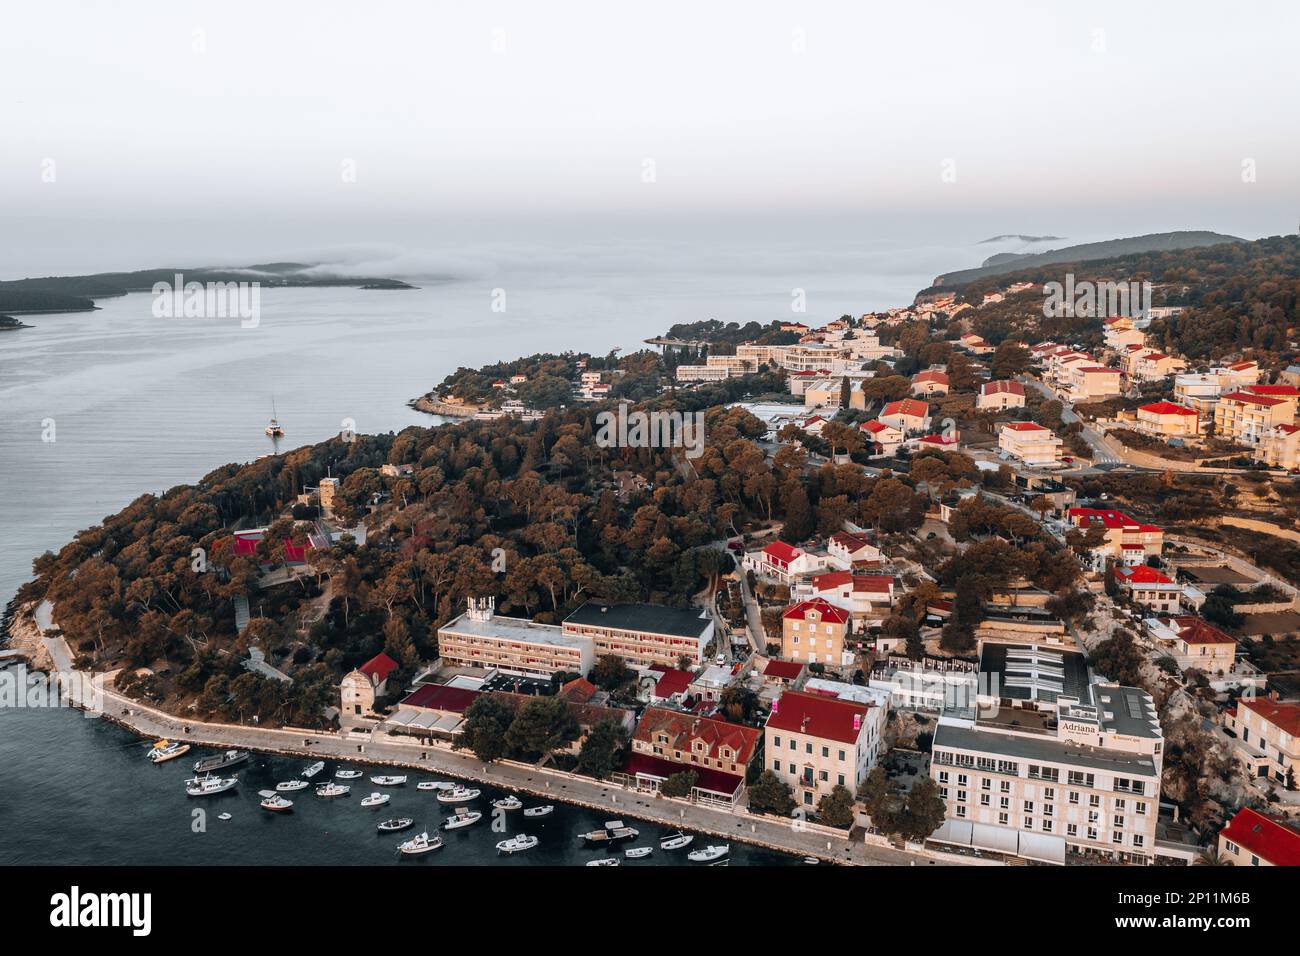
{"left": 408, "top": 394, "right": 484, "bottom": 418}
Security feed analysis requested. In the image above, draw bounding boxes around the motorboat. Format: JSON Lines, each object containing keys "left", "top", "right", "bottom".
{"left": 360, "top": 792, "right": 390, "bottom": 808}
{"left": 687, "top": 844, "right": 729, "bottom": 862}
{"left": 436, "top": 786, "right": 480, "bottom": 804}
{"left": 803, "top": 857, "right": 821, "bottom": 865}
{"left": 492, "top": 795, "right": 523, "bottom": 811}
{"left": 301, "top": 761, "right": 325, "bottom": 779}
{"left": 377, "top": 818, "right": 414, "bottom": 832}
{"left": 659, "top": 831, "right": 694, "bottom": 851}
{"left": 315, "top": 782, "right": 349, "bottom": 798}
{"left": 398, "top": 832, "right": 442, "bottom": 856}
{"left": 585, "top": 858, "right": 620, "bottom": 867}
{"left": 580, "top": 820, "right": 639, "bottom": 844}
{"left": 523, "top": 805, "right": 554, "bottom": 818}
{"left": 258, "top": 791, "right": 293, "bottom": 812}
{"left": 496, "top": 834, "right": 539, "bottom": 855}
{"left": 193, "top": 750, "right": 249, "bottom": 774}
{"left": 275, "top": 779, "right": 309, "bottom": 793}
{"left": 370, "top": 775, "right": 407, "bottom": 786}
{"left": 147, "top": 740, "right": 190, "bottom": 764}
{"left": 624, "top": 846, "right": 652, "bottom": 859}
{"left": 217, "top": 813, "right": 232, "bottom": 821}
{"left": 335, "top": 769, "right": 363, "bottom": 780}
{"left": 185, "top": 774, "right": 237, "bottom": 797}
{"left": 416, "top": 780, "right": 454, "bottom": 792}
{"left": 440, "top": 810, "right": 482, "bottom": 831}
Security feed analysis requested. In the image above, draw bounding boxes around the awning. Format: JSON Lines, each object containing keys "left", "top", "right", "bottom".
{"left": 971, "top": 822, "right": 1019, "bottom": 854}
{"left": 929, "top": 819, "right": 973, "bottom": 847}
{"left": 1018, "top": 831, "right": 1066, "bottom": 865}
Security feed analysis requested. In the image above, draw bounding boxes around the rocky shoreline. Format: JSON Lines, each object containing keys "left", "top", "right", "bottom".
{"left": 408, "top": 393, "right": 483, "bottom": 418}
{"left": 1, "top": 600, "right": 53, "bottom": 671}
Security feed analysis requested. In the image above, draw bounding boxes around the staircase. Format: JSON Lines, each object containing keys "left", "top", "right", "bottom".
{"left": 234, "top": 593, "right": 251, "bottom": 633}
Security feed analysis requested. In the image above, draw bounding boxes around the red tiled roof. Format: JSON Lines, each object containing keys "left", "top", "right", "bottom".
{"left": 559, "top": 677, "right": 598, "bottom": 703}
{"left": 981, "top": 380, "right": 1025, "bottom": 396}
{"left": 652, "top": 669, "right": 694, "bottom": 698}
{"left": 358, "top": 651, "right": 399, "bottom": 682}
{"left": 1003, "top": 421, "right": 1048, "bottom": 432}
{"left": 782, "top": 598, "right": 850, "bottom": 625}
{"left": 881, "top": 398, "right": 929, "bottom": 419}
{"left": 1221, "top": 391, "right": 1285, "bottom": 407}
{"left": 763, "top": 659, "right": 805, "bottom": 681}
{"left": 763, "top": 540, "right": 803, "bottom": 564}
{"left": 1219, "top": 807, "right": 1300, "bottom": 867}
{"left": 400, "top": 684, "right": 481, "bottom": 713}
{"left": 1244, "top": 384, "right": 1300, "bottom": 398}
{"left": 830, "top": 531, "right": 874, "bottom": 552}
{"left": 1116, "top": 565, "right": 1175, "bottom": 585}
{"left": 1238, "top": 698, "right": 1300, "bottom": 738}
{"left": 767, "top": 690, "right": 871, "bottom": 745}
{"left": 860, "top": 419, "right": 893, "bottom": 434}
{"left": 1067, "top": 507, "right": 1161, "bottom": 533}
{"left": 1140, "top": 401, "right": 1198, "bottom": 417}
{"left": 913, "top": 370, "right": 949, "bottom": 385}
{"left": 915, "top": 433, "right": 959, "bottom": 446}
{"left": 1172, "top": 616, "right": 1235, "bottom": 646}
{"left": 632, "top": 708, "right": 761, "bottom": 765}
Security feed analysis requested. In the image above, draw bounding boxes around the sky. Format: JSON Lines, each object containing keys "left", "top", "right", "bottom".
{"left": 2, "top": 1, "right": 1297, "bottom": 276}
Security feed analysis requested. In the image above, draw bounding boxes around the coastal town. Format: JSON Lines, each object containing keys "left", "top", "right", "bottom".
{"left": 9, "top": 236, "right": 1300, "bottom": 869}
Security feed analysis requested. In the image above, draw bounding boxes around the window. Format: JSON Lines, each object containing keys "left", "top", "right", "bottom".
{"left": 1044, "top": 787, "right": 1055, "bottom": 801}
{"left": 1132, "top": 835, "right": 1144, "bottom": 848}
{"left": 1000, "top": 781, "right": 1011, "bottom": 794}
{"left": 1068, "top": 791, "right": 1079, "bottom": 805}
{"left": 980, "top": 778, "right": 991, "bottom": 791}
{"left": 1136, "top": 802, "right": 1146, "bottom": 815}
{"left": 1089, "top": 795, "right": 1100, "bottom": 808}
{"left": 1113, "top": 814, "right": 1125, "bottom": 828}
{"left": 999, "top": 797, "right": 1009, "bottom": 809}
{"left": 806, "top": 742, "right": 813, "bottom": 754}
{"left": 822, "top": 746, "right": 829, "bottom": 758}
{"left": 957, "top": 790, "right": 967, "bottom": 803}
{"left": 772, "top": 759, "right": 781, "bottom": 771}
{"left": 938, "top": 771, "right": 949, "bottom": 784}
{"left": 1043, "top": 820, "right": 1053, "bottom": 833}
{"left": 1023, "top": 800, "right": 1034, "bottom": 813}
{"left": 998, "top": 812, "right": 1008, "bottom": 825}
{"left": 819, "top": 770, "right": 828, "bottom": 782}
{"left": 789, "top": 740, "right": 795, "bottom": 751}
{"left": 980, "top": 794, "right": 990, "bottom": 807}
{"left": 838, "top": 750, "right": 846, "bottom": 762}
{"left": 956, "top": 805, "right": 966, "bottom": 818}
{"left": 957, "top": 774, "right": 968, "bottom": 786}
{"left": 837, "top": 774, "right": 845, "bottom": 787}
{"left": 773, "top": 736, "right": 781, "bottom": 748}
{"left": 1067, "top": 824, "right": 1078, "bottom": 837}
{"left": 1112, "top": 832, "right": 1124, "bottom": 845}
{"left": 1024, "top": 817, "right": 1033, "bottom": 830}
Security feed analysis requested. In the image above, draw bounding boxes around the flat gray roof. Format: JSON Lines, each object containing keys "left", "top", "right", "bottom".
{"left": 1093, "top": 685, "right": 1162, "bottom": 740}
{"left": 933, "top": 722, "right": 1158, "bottom": 778}
{"left": 564, "top": 602, "right": 712, "bottom": 639}
{"left": 439, "top": 611, "right": 583, "bottom": 649}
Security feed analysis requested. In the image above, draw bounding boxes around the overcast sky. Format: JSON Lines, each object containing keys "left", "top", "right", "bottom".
{"left": 3, "top": 1, "right": 1297, "bottom": 275}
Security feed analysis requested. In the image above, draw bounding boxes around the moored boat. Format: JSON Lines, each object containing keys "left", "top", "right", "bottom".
{"left": 184, "top": 774, "right": 238, "bottom": 797}
{"left": 580, "top": 820, "right": 639, "bottom": 844}
{"left": 398, "top": 831, "right": 442, "bottom": 855}
{"left": 217, "top": 813, "right": 232, "bottom": 821}
{"left": 377, "top": 817, "right": 414, "bottom": 832}
{"left": 370, "top": 775, "right": 407, "bottom": 786}
{"left": 624, "top": 846, "right": 652, "bottom": 859}
{"left": 275, "top": 779, "right": 309, "bottom": 793}
{"left": 301, "top": 761, "right": 325, "bottom": 779}
{"left": 193, "top": 750, "right": 249, "bottom": 774}
{"left": 416, "top": 780, "right": 454, "bottom": 792}
{"left": 659, "top": 831, "right": 694, "bottom": 851}
{"left": 315, "top": 782, "right": 349, "bottom": 798}
{"left": 687, "top": 844, "right": 729, "bottom": 862}
{"left": 258, "top": 791, "right": 293, "bottom": 812}
{"left": 335, "top": 769, "right": 363, "bottom": 780}
{"left": 360, "top": 792, "right": 391, "bottom": 808}
{"left": 147, "top": 740, "right": 191, "bottom": 764}
{"left": 496, "top": 833, "right": 539, "bottom": 855}
{"left": 586, "top": 857, "right": 620, "bottom": 866}
{"left": 492, "top": 795, "right": 523, "bottom": 811}
{"left": 436, "top": 786, "right": 480, "bottom": 804}
{"left": 440, "top": 809, "right": 482, "bottom": 830}
{"left": 522, "top": 805, "right": 553, "bottom": 818}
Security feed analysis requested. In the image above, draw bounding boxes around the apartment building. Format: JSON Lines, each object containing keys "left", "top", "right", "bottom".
{"left": 977, "top": 379, "right": 1026, "bottom": 410}
{"left": 1134, "top": 401, "right": 1200, "bottom": 438}
{"left": 1103, "top": 316, "right": 1146, "bottom": 350}
{"left": 1222, "top": 697, "right": 1300, "bottom": 786}
{"left": 860, "top": 419, "right": 904, "bottom": 455}
{"left": 675, "top": 364, "right": 731, "bottom": 382}
{"left": 793, "top": 572, "right": 897, "bottom": 629}
{"left": 1145, "top": 615, "right": 1237, "bottom": 674}
{"left": 1065, "top": 507, "right": 1163, "bottom": 569}
{"left": 1174, "top": 362, "right": 1262, "bottom": 416}
{"left": 438, "top": 598, "right": 595, "bottom": 677}
{"left": 998, "top": 421, "right": 1062, "bottom": 466}
{"left": 804, "top": 376, "right": 867, "bottom": 410}
{"left": 766, "top": 688, "right": 886, "bottom": 808}
{"left": 1060, "top": 364, "right": 1123, "bottom": 403}
{"left": 562, "top": 601, "right": 715, "bottom": 668}
{"left": 747, "top": 539, "right": 830, "bottom": 583}
{"left": 879, "top": 398, "right": 931, "bottom": 434}
{"left": 781, "top": 598, "right": 850, "bottom": 666}
{"left": 1254, "top": 423, "right": 1300, "bottom": 470}
{"left": 1130, "top": 350, "right": 1185, "bottom": 381}
{"left": 1214, "top": 391, "right": 1295, "bottom": 445}
{"left": 911, "top": 369, "right": 950, "bottom": 397}
{"left": 1113, "top": 565, "right": 1182, "bottom": 614}
{"left": 1217, "top": 807, "right": 1300, "bottom": 867}
{"left": 827, "top": 530, "right": 882, "bottom": 567}
{"left": 623, "top": 708, "right": 761, "bottom": 805}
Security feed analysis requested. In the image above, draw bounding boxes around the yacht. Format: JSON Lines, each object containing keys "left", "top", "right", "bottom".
{"left": 580, "top": 820, "right": 639, "bottom": 845}
{"left": 659, "top": 831, "right": 694, "bottom": 851}
{"left": 687, "top": 844, "right": 729, "bottom": 862}
{"left": 193, "top": 750, "right": 249, "bottom": 774}
{"left": 370, "top": 775, "right": 406, "bottom": 786}
{"left": 585, "top": 858, "right": 619, "bottom": 867}
{"left": 315, "top": 782, "right": 349, "bottom": 798}
{"left": 265, "top": 399, "right": 284, "bottom": 437}
{"left": 440, "top": 809, "right": 482, "bottom": 830}
{"left": 495, "top": 834, "right": 539, "bottom": 855}
{"left": 624, "top": 846, "right": 652, "bottom": 859}
{"left": 397, "top": 832, "right": 442, "bottom": 856}
{"left": 335, "top": 769, "right": 363, "bottom": 780}
{"left": 492, "top": 795, "right": 523, "bottom": 811}
{"left": 416, "top": 780, "right": 455, "bottom": 792}
{"left": 258, "top": 791, "right": 293, "bottom": 812}
{"left": 436, "top": 786, "right": 480, "bottom": 804}
{"left": 275, "top": 779, "right": 309, "bottom": 793}
{"left": 522, "top": 805, "right": 554, "bottom": 818}
{"left": 301, "top": 761, "right": 325, "bottom": 779}
{"left": 185, "top": 775, "right": 238, "bottom": 797}
{"left": 377, "top": 818, "right": 414, "bottom": 833}
{"left": 147, "top": 740, "right": 190, "bottom": 764}
{"left": 360, "top": 792, "right": 390, "bottom": 808}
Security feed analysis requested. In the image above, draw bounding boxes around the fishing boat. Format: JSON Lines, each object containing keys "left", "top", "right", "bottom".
{"left": 495, "top": 834, "right": 539, "bottom": 855}
{"left": 315, "top": 782, "right": 349, "bottom": 798}
{"left": 492, "top": 795, "right": 523, "bottom": 811}
{"left": 687, "top": 844, "right": 729, "bottom": 862}
{"left": 440, "top": 809, "right": 482, "bottom": 830}
{"left": 585, "top": 858, "right": 620, "bottom": 867}
{"left": 217, "top": 813, "right": 232, "bottom": 821}
{"left": 397, "top": 832, "right": 442, "bottom": 856}
{"left": 522, "top": 805, "right": 554, "bottom": 818}
{"left": 370, "top": 775, "right": 406, "bottom": 786}
{"left": 301, "top": 761, "right": 325, "bottom": 779}
{"left": 335, "top": 769, "right": 363, "bottom": 780}
{"left": 184, "top": 774, "right": 238, "bottom": 797}
{"left": 659, "top": 831, "right": 694, "bottom": 851}
{"left": 258, "top": 791, "right": 293, "bottom": 813}
{"left": 147, "top": 740, "right": 190, "bottom": 764}
{"left": 193, "top": 750, "right": 249, "bottom": 774}
{"left": 275, "top": 779, "right": 309, "bottom": 793}
{"left": 377, "top": 818, "right": 414, "bottom": 832}
{"left": 580, "top": 820, "right": 639, "bottom": 845}
{"left": 624, "top": 846, "right": 652, "bottom": 859}
{"left": 416, "top": 780, "right": 455, "bottom": 792}
{"left": 360, "top": 792, "right": 390, "bottom": 808}
{"left": 436, "top": 786, "right": 480, "bottom": 804}
{"left": 265, "top": 399, "right": 284, "bottom": 437}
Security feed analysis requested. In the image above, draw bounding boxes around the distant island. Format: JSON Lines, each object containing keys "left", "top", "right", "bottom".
{"left": 977, "top": 234, "right": 1064, "bottom": 244}
{"left": 0, "top": 314, "right": 32, "bottom": 331}
{"left": 0, "top": 262, "right": 428, "bottom": 314}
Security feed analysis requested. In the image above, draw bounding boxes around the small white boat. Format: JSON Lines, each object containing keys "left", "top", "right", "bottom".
{"left": 301, "top": 761, "right": 325, "bottom": 779}
{"left": 803, "top": 856, "right": 820, "bottom": 865}
{"left": 441, "top": 810, "right": 482, "bottom": 830}
{"left": 496, "top": 834, "right": 539, "bottom": 855}
{"left": 624, "top": 846, "right": 652, "bottom": 859}
{"left": 258, "top": 791, "right": 293, "bottom": 812}
{"left": 436, "top": 786, "right": 480, "bottom": 804}
{"left": 185, "top": 774, "right": 238, "bottom": 797}
{"left": 660, "top": 831, "right": 694, "bottom": 851}
{"left": 580, "top": 820, "right": 638, "bottom": 844}
{"left": 217, "top": 813, "right": 232, "bottom": 821}
{"left": 523, "top": 805, "right": 554, "bottom": 818}
{"left": 492, "top": 795, "right": 523, "bottom": 811}
{"left": 360, "top": 792, "right": 390, "bottom": 808}
{"left": 688, "top": 844, "right": 729, "bottom": 862}
{"left": 398, "top": 831, "right": 442, "bottom": 856}
{"left": 335, "top": 769, "right": 363, "bottom": 780}
{"left": 370, "top": 775, "right": 407, "bottom": 786}
{"left": 315, "top": 783, "right": 349, "bottom": 798}
{"left": 416, "top": 780, "right": 455, "bottom": 792}
{"left": 193, "top": 750, "right": 249, "bottom": 774}
{"left": 148, "top": 739, "right": 191, "bottom": 764}
{"left": 275, "top": 779, "right": 309, "bottom": 793}
{"left": 586, "top": 858, "right": 620, "bottom": 866}
{"left": 377, "top": 818, "right": 414, "bottom": 832}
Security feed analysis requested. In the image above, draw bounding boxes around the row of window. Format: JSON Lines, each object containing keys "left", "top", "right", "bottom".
{"left": 772, "top": 760, "right": 848, "bottom": 788}
{"left": 771, "top": 736, "right": 849, "bottom": 762}
{"left": 948, "top": 805, "right": 1145, "bottom": 846}
{"left": 934, "top": 751, "right": 1145, "bottom": 795}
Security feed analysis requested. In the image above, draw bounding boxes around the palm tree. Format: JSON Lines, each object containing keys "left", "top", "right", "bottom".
{"left": 1195, "top": 847, "right": 1230, "bottom": 866}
